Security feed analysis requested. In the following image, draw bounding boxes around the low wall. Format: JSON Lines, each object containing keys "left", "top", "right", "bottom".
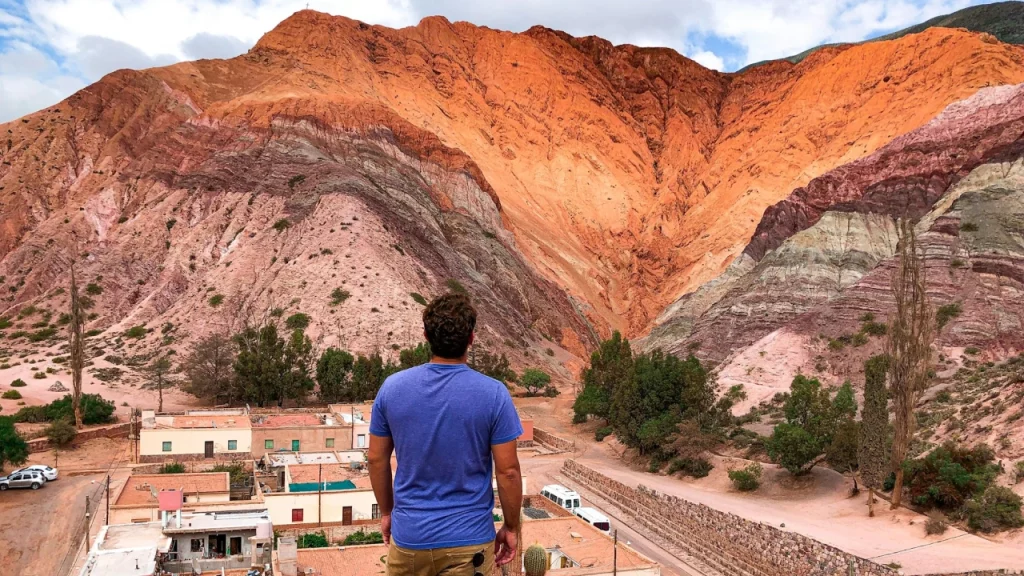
{"left": 139, "top": 451, "right": 253, "bottom": 464}
{"left": 27, "top": 422, "right": 130, "bottom": 453}
{"left": 275, "top": 521, "right": 381, "bottom": 544}
{"left": 533, "top": 427, "right": 573, "bottom": 452}
{"left": 562, "top": 461, "right": 1024, "bottom": 576}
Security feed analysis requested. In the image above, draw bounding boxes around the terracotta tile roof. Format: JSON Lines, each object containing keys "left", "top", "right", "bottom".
{"left": 115, "top": 473, "right": 230, "bottom": 507}
{"left": 169, "top": 415, "right": 251, "bottom": 429}
{"left": 251, "top": 414, "right": 323, "bottom": 428}
{"left": 292, "top": 517, "right": 656, "bottom": 575}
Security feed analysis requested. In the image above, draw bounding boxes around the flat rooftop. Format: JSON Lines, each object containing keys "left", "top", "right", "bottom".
{"left": 98, "top": 522, "right": 172, "bottom": 552}
{"left": 295, "top": 545, "right": 386, "bottom": 576}
{"left": 328, "top": 404, "right": 372, "bottom": 424}
{"left": 115, "top": 473, "right": 230, "bottom": 507}
{"left": 251, "top": 413, "right": 329, "bottom": 428}
{"left": 286, "top": 463, "right": 371, "bottom": 490}
{"left": 270, "top": 452, "right": 340, "bottom": 466}
{"left": 162, "top": 415, "right": 251, "bottom": 429}
{"left": 162, "top": 510, "right": 270, "bottom": 534}
{"left": 81, "top": 547, "right": 158, "bottom": 576}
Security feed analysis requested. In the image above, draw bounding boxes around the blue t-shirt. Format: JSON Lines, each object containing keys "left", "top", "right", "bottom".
{"left": 370, "top": 362, "right": 523, "bottom": 550}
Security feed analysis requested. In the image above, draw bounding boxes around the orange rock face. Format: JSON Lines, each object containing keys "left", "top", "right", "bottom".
{"left": 2, "top": 10, "right": 1024, "bottom": 348}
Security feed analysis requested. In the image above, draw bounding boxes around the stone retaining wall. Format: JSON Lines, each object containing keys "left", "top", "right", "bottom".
{"left": 563, "top": 460, "right": 1024, "bottom": 576}
{"left": 275, "top": 521, "right": 381, "bottom": 543}
{"left": 533, "top": 427, "right": 573, "bottom": 452}
{"left": 27, "top": 422, "right": 130, "bottom": 453}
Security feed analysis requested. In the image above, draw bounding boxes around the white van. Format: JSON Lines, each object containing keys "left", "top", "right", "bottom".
{"left": 573, "top": 507, "right": 611, "bottom": 533}
{"left": 540, "top": 484, "right": 581, "bottom": 511}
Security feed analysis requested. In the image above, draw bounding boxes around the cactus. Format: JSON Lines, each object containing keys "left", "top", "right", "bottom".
{"left": 523, "top": 544, "right": 547, "bottom": 576}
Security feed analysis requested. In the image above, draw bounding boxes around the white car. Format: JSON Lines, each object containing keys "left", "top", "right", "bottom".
{"left": 12, "top": 465, "right": 58, "bottom": 482}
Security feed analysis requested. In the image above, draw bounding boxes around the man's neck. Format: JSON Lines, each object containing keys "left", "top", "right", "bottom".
{"left": 430, "top": 355, "right": 467, "bottom": 365}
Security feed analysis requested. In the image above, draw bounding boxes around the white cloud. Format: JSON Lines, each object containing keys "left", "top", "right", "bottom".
{"left": 0, "top": 0, "right": 997, "bottom": 122}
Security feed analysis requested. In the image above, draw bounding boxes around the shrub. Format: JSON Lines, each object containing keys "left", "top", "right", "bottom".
{"left": 728, "top": 462, "right": 763, "bottom": 492}
{"left": 270, "top": 307, "right": 284, "bottom": 317}
{"left": 543, "top": 385, "right": 560, "bottom": 397}
{"left": 936, "top": 303, "right": 962, "bottom": 329}
{"left": 1014, "top": 461, "right": 1024, "bottom": 484}
{"left": 330, "top": 288, "right": 350, "bottom": 306}
{"left": 545, "top": 348, "right": 555, "bottom": 357}
{"left": 32, "top": 371, "right": 46, "bottom": 379}
{"left": 2, "top": 390, "right": 21, "bottom": 399}
{"left": 298, "top": 531, "right": 328, "bottom": 548}
{"left": 45, "top": 419, "right": 77, "bottom": 447}
{"left": 85, "top": 283, "right": 103, "bottom": 295}
{"left": 950, "top": 258, "right": 966, "bottom": 269}
{"left": 445, "top": 278, "right": 467, "bottom": 294}
{"left": 410, "top": 292, "right": 427, "bottom": 306}
{"left": 13, "top": 393, "right": 114, "bottom": 425}
{"left": 285, "top": 313, "right": 310, "bottom": 330}
{"left": 272, "top": 218, "right": 291, "bottom": 232}
{"left": 124, "top": 325, "right": 147, "bottom": 339}
{"left": 595, "top": 426, "right": 613, "bottom": 442}
{"left": 208, "top": 294, "right": 224, "bottom": 307}
{"left": 862, "top": 321, "right": 888, "bottom": 336}
{"left": 166, "top": 218, "right": 177, "bottom": 231}
{"left": 28, "top": 327, "right": 57, "bottom": 342}
{"left": 10, "top": 379, "right": 26, "bottom": 387}
{"left": 668, "top": 457, "right": 713, "bottom": 478}
{"left": 964, "top": 347, "right": 980, "bottom": 356}
{"left": 903, "top": 442, "right": 998, "bottom": 510}
{"left": 925, "top": 515, "right": 948, "bottom": 535}
{"left": 159, "top": 462, "right": 186, "bottom": 474}
{"left": 960, "top": 222, "right": 979, "bottom": 232}
{"left": 287, "top": 175, "right": 306, "bottom": 189}
{"left": 0, "top": 317, "right": 11, "bottom": 329}
{"left": 210, "top": 463, "right": 249, "bottom": 485}
{"left": 964, "top": 486, "right": 1024, "bottom": 533}
{"left": 342, "top": 531, "right": 383, "bottom": 545}
{"left": 852, "top": 332, "right": 869, "bottom": 347}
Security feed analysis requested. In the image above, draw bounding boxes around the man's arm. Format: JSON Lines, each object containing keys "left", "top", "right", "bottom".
{"left": 368, "top": 433, "right": 395, "bottom": 544}
{"left": 492, "top": 439, "right": 522, "bottom": 565}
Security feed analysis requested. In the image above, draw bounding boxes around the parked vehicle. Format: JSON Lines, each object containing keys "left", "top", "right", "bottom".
{"left": 0, "top": 470, "right": 46, "bottom": 490}
{"left": 573, "top": 507, "right": 611, "bottom": 533}
{"left": 540, "top": 484, "right": 581, "bottom": 511}
{"left": 10, "top": 465, "right": 58, "bottom": 482}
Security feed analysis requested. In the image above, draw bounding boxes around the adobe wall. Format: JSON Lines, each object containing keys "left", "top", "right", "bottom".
{"left": 534, "top": 427, "right": 573, "bottom": 452}
{"left": 139, "top": 451, "right": 252, "bottom": 464}
{"left": 250, "top": 426, "right": 351, "bottom": 458}
{"left": 562, "top": 461, "right": 1024, "bottom": 576}
{"left": 27, "top": 422, "right": 130, "bottom": 453}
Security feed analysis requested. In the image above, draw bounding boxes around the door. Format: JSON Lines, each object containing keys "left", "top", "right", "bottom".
{"left": 342, "top": 506, "right": 353, "bottom": 526}
{"left": 205, "top": 441, "right": 214, "bottom": 458}
{"left": 8, "top": 473, "right": 23, "bottom": 488}
{"left": 230, "top": 536, "right": 242, "bottom": 556}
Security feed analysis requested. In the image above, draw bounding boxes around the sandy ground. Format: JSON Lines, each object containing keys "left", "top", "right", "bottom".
{"left": 0, "top": 437, "right": 132, "bottom": 576}
{"left": 517, "top": 394, "right": 1024, "bottom": 575}
{"left": 0, "top": 345, "right": 199, "bottom": 421}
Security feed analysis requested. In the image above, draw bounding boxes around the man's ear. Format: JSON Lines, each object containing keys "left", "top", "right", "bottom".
{"left": 423, "top": 330, "right": 428, "bottom": 341}
{"left": 468, "top": 332, "right": 475, "bottom": 347}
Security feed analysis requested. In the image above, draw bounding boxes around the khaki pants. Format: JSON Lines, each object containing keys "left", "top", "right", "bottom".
{"left": 386, "top": 541, "right": 495, "bottom": 576}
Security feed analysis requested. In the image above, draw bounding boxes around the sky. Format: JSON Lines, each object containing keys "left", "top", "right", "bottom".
{"left": 0, "top": 0, "right": 997, "bottom": 122}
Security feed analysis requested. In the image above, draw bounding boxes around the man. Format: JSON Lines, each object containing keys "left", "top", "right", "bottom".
{"left": 368, "top": 293, "right": 523, "bottom": 576}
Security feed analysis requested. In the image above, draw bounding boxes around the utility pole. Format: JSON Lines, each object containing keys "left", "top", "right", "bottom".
{"left": 318, "top": 463, "right": 323, "bottom": 527}
{"left": 84, "top": 497, "right": 91, "bottom": 551}
{"left": 105, "top": 475, "right": 111, "bottom": 525}
{"left": 613, "top": 529, "right": 617, "bottom": 576}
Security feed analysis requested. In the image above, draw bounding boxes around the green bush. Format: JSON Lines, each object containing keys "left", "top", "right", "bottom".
{"left": 208, "top": 294, "right": 224, "bottom": 307}
{"left": 166, "top": 219, "right": 177, "bottom": 231}
{"left": 595, "top": 426, "right": 613, "bottom": 442}
{"left": 32, "top": 371, "right": 46, "bottom": 379}
{"left": 728, "top": 462, "right": 763, "bottom": 492}
{"left": 272, "top": 218, "right": 291, "bottom": 232}
{"left": 13, "top": 393, "right": 115, "bottom": 425}
{"left": 124, "top": 325, "right": 147, "bottom": 339}
{"left": 298, "top": 531, "right": 328, "bottom": 548}
{"left": 925, "top": 515, "right": 948, "bottom": 535}
{"left": 964, "top": 486, "right": 1024, "bottom": 533}
{"left": 668, "top": 457, "right": 713, "bottom": 478}
{"left": 852, "top": 332, "right": 869, "bottom": 347}
{"left": 159, "top": 462, "right": 186, "bottom": 474}
{"left": 2, "top": 390, "right": 22, "bottom": 400}
{"left": 330, "top": 288, "right": 350, "bottom": 306}
{"left": 964, "top": 347, "right": 981, "bottom": 356}
{"left": 10, "top": 379, "right": 26, "bottom": 387}
{"left": 410, "top": 292, "right": 427, "bottom": 306}
{"left": 445, "top": 278, "right": 467, "bottom": 294}
{"left": 28, "top": 327, "right": 57, "bottom": 342}
{"left": 936, "top": 303, "right": 962, "bottom": 329}
{"left": 342, "top": 531, "right": 383, "bottom": 545}
{"left": 285, "top": 313, "right": 310, "bottom": 330}
{"left": 210, "top": 463, "right": 249, "bottom": 485}
{"left": 45, "top": 419, "right": 77, "bottom": 447}
{"left": 1014, "top": 461, "right": 1024, "bottom": 484}
{"left": 287, "top": 175, "right": 306, "bottom": 189}
{"left": 903, "top": 442, "right": 998, "bottom": 510}
{"left": 960, "top": 222, "right": 979, "bottom": 232}
{"left": 85, "top": 283, "right": 103, "bottom": 295}
{"left": 862, "top": 321, "right": 888, "bottom": 336}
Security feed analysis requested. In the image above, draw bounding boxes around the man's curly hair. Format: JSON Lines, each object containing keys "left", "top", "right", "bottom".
{"left": 423, "top": 293, "right": 477, "bottom": 359}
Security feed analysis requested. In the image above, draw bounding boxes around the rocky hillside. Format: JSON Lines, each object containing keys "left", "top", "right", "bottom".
{"left": 2, "top": 8, "right": 1024, "bottom": 374}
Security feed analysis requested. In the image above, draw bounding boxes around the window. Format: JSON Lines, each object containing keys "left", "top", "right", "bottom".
{"left": 228, "top": 440, "right": 237, "bottom": 450}
{"left": 357, "top": 434, "right": 366, "bottom": 448}
{"left": 372, "top": 504, "right": 380, "bottom": 520}
{"left": 291, "top": 440, "right": 300, "bottom": 451}
{"left": 191, "top": 539, "right": 203, "bottom": 552}
{"left": 162, "top": 441, "right": 172, "bottom": 452}
{"left": 291, "top": 509, "right": 304, "bottom": 522}
{"left": 265, "top": 439, "right": 274, "bottom": 450}
{"left": 325, "top": 438, "right": 335, "bottom": 448}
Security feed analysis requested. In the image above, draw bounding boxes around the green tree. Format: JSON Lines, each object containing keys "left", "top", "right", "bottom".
{"left": 350, "top": 352, "right": 397, "bottom": 401}
{"left": 146, "top": 356, "right": 173, "bottom": 413}
{"left": 520, "top": 369, "right": 551, "bottom": 396}
{"left": 45, "top": 419, "right": 77, "bottom": 447}
{"left": 859, "top": 355, "right": 891, "bottom": 515}
{"left": 0, "top": 416, "right": 28, "bottom": 470}
{"left": 573, "top": 331, "right": 633, "bottom": 422}
{"left": 828, "top": 420, "right": 861, "bottom": 488}
{"left": 469, "top": 348, "right": 516, "bottom": 383}
{"left": 182, "top": 333, "right": 238, "bottom": 404}
{"left": 316, "top": 348, "right": 354, "bottom": 403}
{"left": 768, "top": 376, "right": 857, "bottom": 475}
{"left": 398, "top": 343, "right": 431, "bottom": 369}
{"left": 234, "top": 323, "right": 315, "bottom": 407}
{"left": 767, "top": 423, "right": 822, "bottom": 475}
